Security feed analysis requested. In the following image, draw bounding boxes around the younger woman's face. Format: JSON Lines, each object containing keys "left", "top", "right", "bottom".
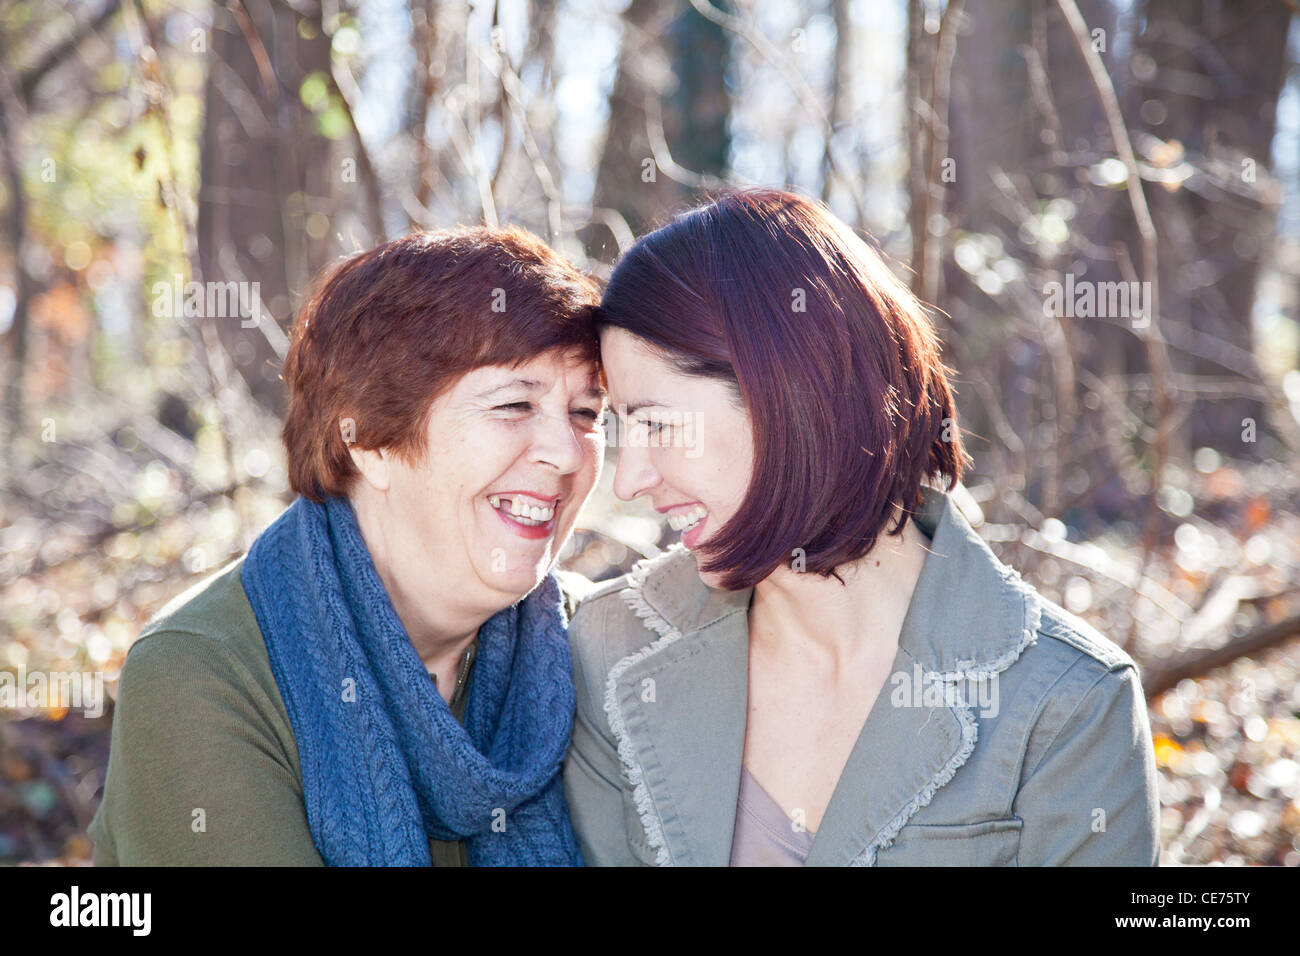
{"left": 599, "top": 327, "right": 754, "bottom": 590}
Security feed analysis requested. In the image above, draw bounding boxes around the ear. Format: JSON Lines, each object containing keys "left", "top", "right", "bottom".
{"left": 348, "top": 445, "right": 393, "bottom": 493}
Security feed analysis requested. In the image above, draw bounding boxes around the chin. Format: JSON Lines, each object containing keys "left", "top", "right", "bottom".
{"left": 690, "top": 554, "right": 726, "bottom": 591}
{"left": 493, "top": 566, "right": 545, "bottom": 598}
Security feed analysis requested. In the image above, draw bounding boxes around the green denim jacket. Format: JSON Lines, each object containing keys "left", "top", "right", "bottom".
{"left": 562, "top": 485, "right": 1161, "bottom": 866}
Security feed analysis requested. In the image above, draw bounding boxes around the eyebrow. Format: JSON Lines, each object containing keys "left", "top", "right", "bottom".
{"left": 477, "top": 378, "right": 543, "bottom": 398}
{"left": 617, "top": 398, "right": 669, "bottom": 415}
{"left": 477, "top": 379, "right": 607, "bottom": 402}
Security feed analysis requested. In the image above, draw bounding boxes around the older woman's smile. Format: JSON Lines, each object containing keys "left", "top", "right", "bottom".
{"left": 487, "top": 490, "right": 564, "bottom": 538}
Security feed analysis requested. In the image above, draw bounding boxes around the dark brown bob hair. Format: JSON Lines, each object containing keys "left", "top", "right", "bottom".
{"left": 596, "top": 187, "right": 969, "bottom": 591}
{"left": 282, "top": 226, "right": 601, "bottom": 502}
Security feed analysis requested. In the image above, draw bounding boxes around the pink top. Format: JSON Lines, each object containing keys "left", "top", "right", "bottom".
{"left": 728, "top": 765, "right": 816, "bottom": 866}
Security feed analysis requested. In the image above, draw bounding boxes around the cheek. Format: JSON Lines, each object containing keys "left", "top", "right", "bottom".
{"left": 583, "top": 433, "right": 605, "bottom": 485}
{"left": 562, "top": 435, "right": 602, "bottom": 509}
{"left": 689, "top": 435, "right": 748, "bottom": 513}
{"left": 402, "top": 461, "right": 451, "bottom": 518}
{"left": 377, "top": 462, "right": 447, "bottom": 552}
{"left": 467, "top": 425, "right": 533, "bottom": 487}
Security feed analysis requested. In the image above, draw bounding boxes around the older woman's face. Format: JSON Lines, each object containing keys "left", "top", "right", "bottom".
{"left": 380, "top": 347, "right": 605, "bottom": 607}
{"left": 600, "top": 327, "right": 754, "bottom": 590}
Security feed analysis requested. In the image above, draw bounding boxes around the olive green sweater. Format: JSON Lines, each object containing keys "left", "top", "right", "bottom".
{"left": 88, "top": 558, "right": 592, "bottom": 866}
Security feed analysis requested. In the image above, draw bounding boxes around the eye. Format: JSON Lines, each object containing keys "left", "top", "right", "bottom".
{"left": 497, "top": 402, "right": 532, "bottom": 413}
{"left": 572, "top": 407, "right": 601, "bottom": 421}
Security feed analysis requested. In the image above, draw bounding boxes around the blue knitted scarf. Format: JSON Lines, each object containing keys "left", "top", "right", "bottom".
{"left": 239, "top": 495, "right": 584, "bottom": 866}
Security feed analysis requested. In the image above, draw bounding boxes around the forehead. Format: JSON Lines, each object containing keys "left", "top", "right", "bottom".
{"left": 456, "top": 349, "right": 604, "bottom": 396}
{"left": 598, "top": 328, "right": 679, "bottom": 399}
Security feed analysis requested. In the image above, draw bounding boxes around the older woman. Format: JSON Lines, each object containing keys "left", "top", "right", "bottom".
{"left": 563, "top": 188, "right": 1160, "bottom": 866}
{"left": 90, "top": 227, "right": 606, "bottom": 865}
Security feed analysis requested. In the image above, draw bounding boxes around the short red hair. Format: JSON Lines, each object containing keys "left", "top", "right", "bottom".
{"left": 282, "top": 226, "right": 601, "bottom": 501}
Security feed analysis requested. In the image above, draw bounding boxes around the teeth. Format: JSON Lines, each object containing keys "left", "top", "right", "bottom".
{"left": 489, "top": 492, "right": 555, "bottom": 524}
{"left": 667, "top": 505, "right": 708, "bottom": 532}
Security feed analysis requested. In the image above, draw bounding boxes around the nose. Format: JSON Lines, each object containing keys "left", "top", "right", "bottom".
{"left": 611, "top": 441, "right": 660, "bottom": 502}
{"left": 530, "top": 408, "right": 588, "bottom": 475}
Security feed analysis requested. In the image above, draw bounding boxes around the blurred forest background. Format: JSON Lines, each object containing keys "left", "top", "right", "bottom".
{"left": 1, "top": 0, "right": 1299, "bottom": 866}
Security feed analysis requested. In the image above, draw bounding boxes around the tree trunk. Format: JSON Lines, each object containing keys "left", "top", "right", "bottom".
{"left": 196, "top": 0, "right": 339, "bottom": 416}
{"left": 0, "top": 53, "right": 31, "bottom": 465}
{"left": 1125, "top": 0, "right": 1293, "bottom": 456}
{"left": 585, "top": 0, "right": 731, "bottom": 261}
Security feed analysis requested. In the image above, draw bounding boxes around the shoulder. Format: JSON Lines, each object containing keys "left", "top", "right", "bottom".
{"left": 129, "top": 559, "right": 260, "bottom": 671}
{"left": 567, "top": 544, "right": 698, "bottom": 632}
{"left": 1033, "top": 586, "right": 1135, "bottom": 670}
{"left": 105, "top": 560, "right": 305, "bottom": 840}
{"left": 1016, "top": 583, "right": 1140, "bottom": 696}
{"left": 566, "top": 545, "right": 698, "bottom": 684}
{"left": 117, "top": 559, "right": 289, "bottom": 741}
{"left": 553, "top": 567, "right": 599, "bottom": 622}
{"left": 1002, "top": 584, "right": 1150, "bottom": 769}
{"left": 137, "top": 558, "right": 256, "bottom": 643}
{"left": 931, "top": 515, "right": 1150, "bottom": 758}
{"left": 567, "top": 568, "right": 636, "bottom": 621}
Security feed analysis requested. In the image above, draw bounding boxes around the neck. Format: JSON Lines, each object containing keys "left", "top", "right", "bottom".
{"left": 348, "top": 491, "right": 483, "bottom": 670}
{"left": 748, "top": 514, "right": 930, "bottom": 667}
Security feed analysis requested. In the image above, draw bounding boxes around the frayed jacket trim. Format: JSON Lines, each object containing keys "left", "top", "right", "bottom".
{"left": 603, "top": 555, "right": 681, "bottom": 866}
{"left": 603, "top": 538, "right": 1044, "bottom": 867}
{"left": 851, "top": 569, "right": 1041, "bottom": 865}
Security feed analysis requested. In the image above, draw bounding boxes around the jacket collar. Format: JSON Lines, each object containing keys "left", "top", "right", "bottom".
{"left": 629, "top": 485, "right": 1041, "bottom": 677}
{"left": 602, "top": 484, "right": 1041, "bottom": 866}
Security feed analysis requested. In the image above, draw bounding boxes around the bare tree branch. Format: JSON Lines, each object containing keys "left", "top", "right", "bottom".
{"left": 321, "top": 34, "right": 387, "bottom": 243}
{"left": 18, "top": 0, "right": 122, "bottom": 103}
{"left": 686, "top": 0, "right": 867, "bottom": 221}
{"left": 1142, "top": 614, "right": 1300, "bottom": 700}
{"left": 0, "top": 47, "right": 32, "bottom": 469}
{"left": 1054, "top": 0, "right": 1176, "bottom": 650}
{"left": 916, "top": 0, "right": 964, "bottom": 308}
